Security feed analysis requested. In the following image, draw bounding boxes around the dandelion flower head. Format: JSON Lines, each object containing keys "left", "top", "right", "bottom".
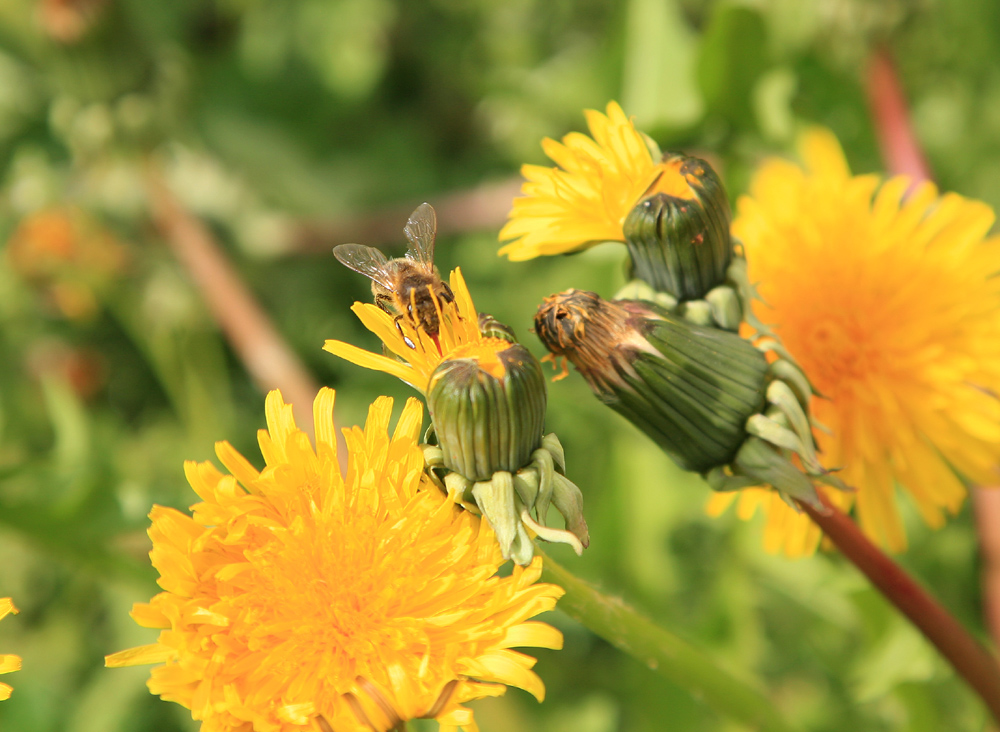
{"left": 106, "top": 388, "right": 564, "bottom": 732}
{"left": 709, "top": 128, "right": 1000, "bottom": 554}
{"left": 498, "top": 102, "right": 701, "bottom": 261}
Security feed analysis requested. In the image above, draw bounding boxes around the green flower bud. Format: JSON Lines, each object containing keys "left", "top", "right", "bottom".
{"left": 427, "top": 341, "right": 547, "bottom": 482}
{"left": 535, "top": 289, "right": 840, "bottom": 507}
{"left": 421, "top": 328, "right": 591, "bottom": 563}
{"left": 623, "top": 154, "right": 732, "bottom": 300}
{"left": 534, "top": 290, "right": 767, "bottom": 472}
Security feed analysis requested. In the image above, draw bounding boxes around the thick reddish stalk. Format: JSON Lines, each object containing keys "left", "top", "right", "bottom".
{"left": 292, "top": 177, "right": 523, "bottom": 253}
{"left": 800, "top": 496, "right": 1000, "bottom": 720}
{"left": 866, "top": 42, "right": 1000, "bottom": 660}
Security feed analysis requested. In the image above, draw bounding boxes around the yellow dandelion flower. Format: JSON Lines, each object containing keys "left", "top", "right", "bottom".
{"left": 106, "top": 388, "right": 564, "bottom": 732}
{"left": 324, "top": 268, "right": 511, "bottom": 394}
{"left": 709, "top": 128, "right": 1000, "bottom": 554}
{"left": 0, "top": 598, "right": 20, "bottom": 701}
{"left": 498, "top": 102, "right": 701, "bottom": 261}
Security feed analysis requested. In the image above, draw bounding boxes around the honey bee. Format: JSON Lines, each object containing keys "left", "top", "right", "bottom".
{"left": 333, "top": 202, "right": 455, "bottom": 338}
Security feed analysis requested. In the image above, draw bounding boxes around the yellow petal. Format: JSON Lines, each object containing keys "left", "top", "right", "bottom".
{"left": 0, "top": 599, "right": 16, "bottom": 621}
{"left": 0, "top": 655, "right": 21, "bottom": 674}
{"left": 324, "top": 339, "right": 419, "bottom": 389}
{"left": 129, "top": 602, "right": 170, "bottom": 629}
{"left": 799, "top": 127, "right": 851, "bottom": 180}
{"left": 104, "top": 644, "right": 176, "bottom": 668}
{"left": 500, "top": 622, "right": 563, "bottom": 650}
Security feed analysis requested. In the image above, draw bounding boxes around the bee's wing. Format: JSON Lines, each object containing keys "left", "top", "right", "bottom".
{"left": 403, "top": 202, "right": 438, "bottom": 266}
{"left": 333, "top": 243, "right": 395, "bottom": 289}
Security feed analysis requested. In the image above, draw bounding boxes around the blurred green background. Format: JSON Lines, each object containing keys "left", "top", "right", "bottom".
{"left": 0, "top": 0, "right": 997, "bottom": 730}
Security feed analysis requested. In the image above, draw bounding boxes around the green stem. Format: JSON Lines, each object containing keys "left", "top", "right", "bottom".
{"left": 800, "top": 496, "right": 1000, "bottom": 722}
{"left": 540, "top": 552, "right": 798, "bottom": 732}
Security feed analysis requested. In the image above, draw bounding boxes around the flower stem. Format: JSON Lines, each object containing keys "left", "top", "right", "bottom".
{"left": 865, "top": 46, "right": 932, "bottom": 185}
{"left": 540, "top": 552, "right": 798, "bottom": 732}
{"left": 863, "top": 48, "right": 1000, "bottom": 718}
{"left": 800, "top": 496, "right": 1000, "bottom": 721}
{"left": 973, "top": 488, "right": 1000, "bottom": 650}
{"left": 144, "top": 162, "right": 324, "bottom": 441}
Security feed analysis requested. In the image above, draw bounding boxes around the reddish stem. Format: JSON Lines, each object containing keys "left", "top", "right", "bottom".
{"left": 800, "top": 496, "right": 1000, "bottom": 720}
{"left": 866, "top": 46, "right": 932, "bottom": 184}
{"left": 866, "top": 39, "right": 1000, "bottom": 677}
{"left": 291, "top": 177, "right": 524, "bottom": 252}
{"left": 145, "top": 165, "right": 326, "bottom": 443}
{"left": 974, "top": 488, "right": 1000, "bottom": 649}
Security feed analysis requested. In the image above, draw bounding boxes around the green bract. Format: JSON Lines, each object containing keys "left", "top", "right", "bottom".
{"left": 534, "top": 291, "right": 839, "bottom": 507}
{"left": 623, "top": 154, "right": 732, "bottom": 301}
{"left": 427, "top": 342, "right": 546, "bottom": 482}
{"left": 423, "top": 324, "right": 590, "bottom": 564}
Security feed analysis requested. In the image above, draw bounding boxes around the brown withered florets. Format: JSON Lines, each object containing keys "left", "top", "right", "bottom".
{"left": 533, "top": 289, "right": 659, "bottom": 393}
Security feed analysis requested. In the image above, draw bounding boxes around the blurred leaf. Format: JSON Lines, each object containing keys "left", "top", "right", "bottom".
{"left": 40, "top": 374, "right": 88, "bottom": 477}
{"left": 546, "top": 693, "right": 619, "bottom": 732}
{"left": 613, "top": 430, "right": 700, "bottom": 599}
{"left": 753, "top": 66, "right": 797, "bottom": 142}
{"left": 696, "top": 3, "right": 769, "bottom": 126}
{"left": 851, "top": 618, "right": 937, "bottom": 702}
{"left": 199, "top": 111, "right": 350, "bottom": 215}
{"left": 622, "top": 0, "right": 703, "bottom": 132}
{"left": 296, "top": 0, "right": 396, "bottom": 99}
{"left": 66, "top": 663, "right": 150, "bottom": 732}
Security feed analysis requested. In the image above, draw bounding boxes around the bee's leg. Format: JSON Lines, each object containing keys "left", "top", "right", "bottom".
{"left": 442, "top": 286, "right": 462, "bottom": 322}
{"left": 374, "top": 292, "right": 395, "bottom": 314}
{"left": 393, "top": 314, "right": 416, "bottom": 349}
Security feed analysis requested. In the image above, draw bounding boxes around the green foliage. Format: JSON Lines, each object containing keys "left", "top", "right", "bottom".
{"left": 697, "top": 3, "right": 769, "bottom": 127}
{"left": 0, "top": 0, "right": 997, "bottom": 730}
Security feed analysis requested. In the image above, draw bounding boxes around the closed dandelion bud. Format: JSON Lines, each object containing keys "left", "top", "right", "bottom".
{"left": 623, "top": 154, "right": 732, "bottom": 300}
{"left": 427, "top": 342, "right": 547, "bottom": 482}
{"left": 327, "top": 266, "right": 590, "bottom": 563}
{"left": 535, "top": 290, "right": 767, "bottom": 472}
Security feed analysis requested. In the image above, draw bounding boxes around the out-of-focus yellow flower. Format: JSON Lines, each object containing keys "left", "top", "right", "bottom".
{"left": 106, "top": 388, "right": 564, "bottom": 732}
{"left": 498, "top": 102, "right": 703, "bottom": 261}
{"left": 709, "top": 128, "right": 1000, "bottom": 554}
{"left": 0, "top": 598, "right": 21, "bottom": 701}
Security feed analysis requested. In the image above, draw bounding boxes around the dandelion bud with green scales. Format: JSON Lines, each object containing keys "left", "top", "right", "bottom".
{"left": 621, "top": 153, "right": 733, "bottom": 302}
{"left": 534, "top": 289, "right": 847, "bottom": 508}
{"left": 325, "top": 266, "right": 589, "bottom": 565}
{"left": 612, "top": 154, "right": 779, "bottom": 343}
